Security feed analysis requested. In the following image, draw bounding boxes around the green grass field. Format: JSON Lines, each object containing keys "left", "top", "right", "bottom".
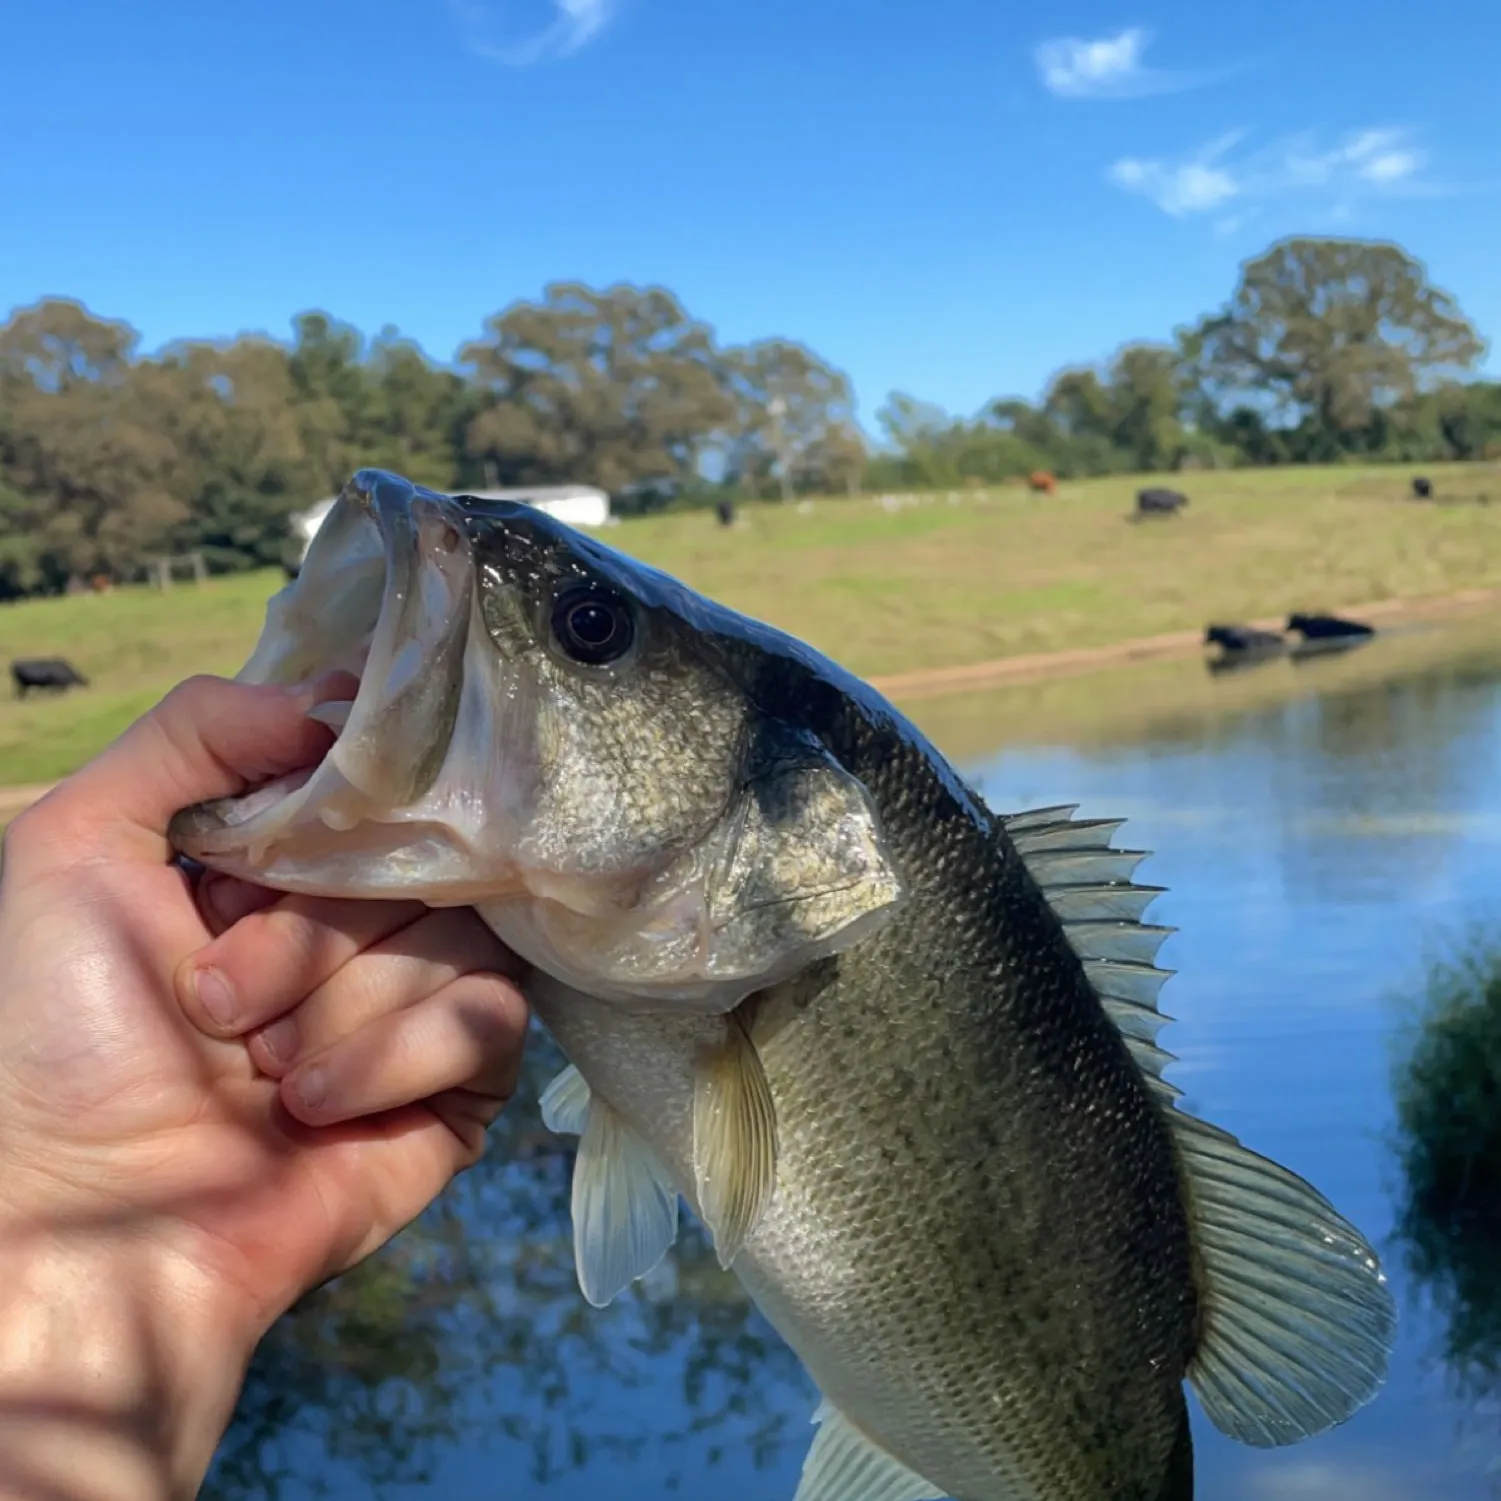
{"left": 2, "top": 460, "right": 1499, "bottom": 789}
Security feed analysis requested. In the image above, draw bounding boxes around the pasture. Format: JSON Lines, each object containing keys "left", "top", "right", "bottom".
{"left": 1, "top": 460, "right": 1499, "bottom": 790}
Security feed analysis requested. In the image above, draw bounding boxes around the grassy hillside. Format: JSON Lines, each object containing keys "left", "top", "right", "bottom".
{"left": 1, "top": 460, "right": 1499, "bottom": 787}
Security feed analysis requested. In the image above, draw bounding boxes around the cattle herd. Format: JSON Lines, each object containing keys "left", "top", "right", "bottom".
{"left": 1203, "top": 612, "right": 1377, "bottom": 676}
{"left": 0, "top": 472, "right": 1451, "bottom": 708}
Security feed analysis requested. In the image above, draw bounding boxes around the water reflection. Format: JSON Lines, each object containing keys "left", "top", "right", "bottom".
{"left": 206, "top": 617, "right": 1501, "bottom": 1500}
{"left": 1391, "top": 934, "right": 1501, "bottom": 1478}
{"left": 205, "top": 1031, "right": 806, "bottom": 1501}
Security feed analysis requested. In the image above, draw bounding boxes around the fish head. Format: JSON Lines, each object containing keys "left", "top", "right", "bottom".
{"left": 170, "top": 469, "right": 905, "bottom": 1010}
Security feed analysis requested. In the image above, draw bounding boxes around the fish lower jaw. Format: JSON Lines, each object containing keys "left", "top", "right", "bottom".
{"left": 171, "top": 710, "right": 533, "bottom": 899}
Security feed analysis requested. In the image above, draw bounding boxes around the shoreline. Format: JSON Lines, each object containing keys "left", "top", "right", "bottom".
{"left": 870, "top": 585, "right": 1501, "bottom": 702}
{"left": 3, "top": 583, "right": 1498, "bottom": 818}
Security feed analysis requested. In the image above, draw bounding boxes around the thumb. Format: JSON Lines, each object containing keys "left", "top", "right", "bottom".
{"left": 21, "top": 675, "right": 335, "bottom": 868}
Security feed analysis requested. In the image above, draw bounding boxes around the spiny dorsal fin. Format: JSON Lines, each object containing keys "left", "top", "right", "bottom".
{"left": 1003, "top": 805, "right": 1179, "bottom": 1099}
{"left": 1003, "top": 804, "right": 1396, "bottom": 1443}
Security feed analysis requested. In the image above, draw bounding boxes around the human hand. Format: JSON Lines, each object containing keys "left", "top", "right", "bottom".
{"left": 0, "top": 675, "right": 528, "bottom": 1501}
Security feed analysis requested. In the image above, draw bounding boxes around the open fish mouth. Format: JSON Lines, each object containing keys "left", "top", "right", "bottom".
{"left": 169, "top": 469, "right": 530, "bottom": 902}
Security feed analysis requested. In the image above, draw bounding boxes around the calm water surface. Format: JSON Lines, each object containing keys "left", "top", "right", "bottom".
{"left": 207, "top": 622, "right": 1501, "bottom": 1501}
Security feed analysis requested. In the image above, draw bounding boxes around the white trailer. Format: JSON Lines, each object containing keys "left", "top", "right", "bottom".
{"left": 285, "top": 482, "right": 613, "bottom": 576}
{"left": 464, "top": 484, "right": 614, "bottom": 529}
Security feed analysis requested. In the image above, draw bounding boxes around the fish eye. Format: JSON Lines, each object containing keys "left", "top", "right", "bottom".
{"left": 551, "top": 584, "right": 635, "bottom": 666}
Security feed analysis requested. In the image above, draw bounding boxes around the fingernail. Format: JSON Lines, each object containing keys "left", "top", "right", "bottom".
{"left": 193, "top": 968, "right": 237, "bottom": 1031}
{"left": 294, "top": 1066, "right": 326, "bottom": 1113}
{"left": 286, "top": 670, "right": 360, "bottom": 716}
{"left": 256, "top": 1016, "right": 297, "bottom": 1067}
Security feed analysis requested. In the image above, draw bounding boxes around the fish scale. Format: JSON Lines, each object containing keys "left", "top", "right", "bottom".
{"left": 532, "top": 695, "right": 1198, "bottom": 1501}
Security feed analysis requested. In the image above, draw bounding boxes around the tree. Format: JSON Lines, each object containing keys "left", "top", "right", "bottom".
{"left": 876, "top": 392, "right": 952, "bottom": 453}
{"left": 285, "top": 311, "right": 374, "bottom": 496}
{"left": 0, "top": 299, "right": 186, "bottom": 588}
{"left": 1104, "top": 343, "right": 1186, "bottom": 471}
{"left": 460, "top": 283, "right": 733, "bottom": 501}
{"left": 721, "top": 339, "right": 863, "bottom": 497}
{"left": 869, "top": 394, "right": 1057, "bottom": 489}
{"left": 1034, "top": 367, "right": 1123, "bottom": 476}
{"left": 359, "top": 329, "right": 470, "bottom": 492}
{"left": 1042, "top": 367, "right": 1114, "bottom": 442}
{"left": 983, "top": 398, "right": 1059, "bottom": 453}
{"left": 149, "top": 337, "right": 318, "bottom": 571}
{"left": 1187, "top": 237, "right": 1485, "bottom": 435}
{"left": 1219, "top": 406, "right": 1289, "bottom": 466}
{"left": 0, "top": 296, "right": 138, "bottom": 392}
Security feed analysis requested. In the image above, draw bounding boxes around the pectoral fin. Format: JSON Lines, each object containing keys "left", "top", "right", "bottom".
{"left": 794, "top": 1399, "right": 946, "bottom": 1501}
{"left": 692, "top": 1011, "right": 778, "bottom": 1266}
{"left": 539, "top": 1062, "right": 592, "bottom": 1136}
{"left": 567, "top": 1088, "right": 679, "bottom": 1309}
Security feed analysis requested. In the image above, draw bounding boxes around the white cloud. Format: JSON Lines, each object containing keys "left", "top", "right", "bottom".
{"left": 1108, "top": 125, "right": 1437, "bottom": 223}
{"left": 1034, "top": 27, "right": 1219, "bottom": 99}
{"left": 452, "top": 0, "right": 614, "bottom": 66}
{"left": 1344, "top": 129, "right": 1425, "bottom": 184}
{"left": 1362, "top": 150, "right": 1421, "bottom": 183}
{"left": 1109, "top": 129, "right": 1245, "bottom": 215}
{"left": 1110, "top": 160, "right": 1235, "bottom": 215}
{"left": 1280, "top": 128, "right": 1427, "bottom": 189}
{"left": 1036, "top": 28, "right": 1147, "bottom": 97}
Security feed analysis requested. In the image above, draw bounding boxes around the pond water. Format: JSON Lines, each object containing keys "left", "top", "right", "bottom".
{"left": 206, "top": 619, "right": 1501, "bottom": 1501}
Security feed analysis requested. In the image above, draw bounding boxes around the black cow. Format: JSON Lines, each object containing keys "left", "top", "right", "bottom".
{"left": 1204, "top": 622, "right": 1286, "bottom": 676}
{"left": 715, "top": 500, "right": 737, "bottom": 528}
{"left": 1284, "top": 612, "right": 1376, "bottom": 663}
{"left": 1412, "top": 476, "right": 1433, "bottom": 499}
{"left": 1135, "top": 487, "right": 1189, "bottom": 518}
{"left": 1285, "top": 612, "right": 1375, "bottom": 642}
{"left": 11, "top": 657, "right": 90, "bottom": 698}
{"left": 1205, "top": 623, "right": 1285, "bottom": 654}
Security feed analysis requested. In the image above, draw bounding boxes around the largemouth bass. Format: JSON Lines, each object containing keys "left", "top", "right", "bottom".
{"left": 171, "top": 470, "right": 1395, "bottom": 1501}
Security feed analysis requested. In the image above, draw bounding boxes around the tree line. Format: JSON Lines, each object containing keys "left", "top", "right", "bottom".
{"left": 1, "top": 235, "right": 1496, "bottom": 598}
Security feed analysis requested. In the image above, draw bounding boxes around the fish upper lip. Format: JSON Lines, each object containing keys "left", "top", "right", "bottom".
{"left": 169, "top": 469, "right": 477, "bottom": 862}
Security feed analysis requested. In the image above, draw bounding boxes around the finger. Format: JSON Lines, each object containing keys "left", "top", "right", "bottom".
{"left": 12, "top": 674, "right": 343, "bottom": 873}
{"left": 426, "top": 1085, "right": 511, "bottom": 1145}
{"left": 281, "top": 972, "right": 530, "bottom": 1134}
{"left": 177, "top": 893, "right": 432, "bottom": 1038}
{"left": 242, "top": 907, "right": 520, "bottom": 1071}
{"left": 196, "top": 873, "right": 281, "bottom": 937}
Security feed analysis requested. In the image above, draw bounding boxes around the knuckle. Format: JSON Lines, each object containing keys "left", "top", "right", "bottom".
{"left": 209, "top": 905, "right": 322, "bottom": 1001}
{"left": 158, "top": 674, "right": 230, "bottom": 728}
{"left": 461, "top": 973, "right": 531, "bottom": 1044}
{"left": 447, "top": 909, "right": 523, "bottom": 974}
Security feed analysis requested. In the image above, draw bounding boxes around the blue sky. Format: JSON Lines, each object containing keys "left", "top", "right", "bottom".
{"left": 3, "top": 0, "right": 1497, "bottom": 431}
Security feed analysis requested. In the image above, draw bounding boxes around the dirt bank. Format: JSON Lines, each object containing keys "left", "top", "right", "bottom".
{"left": 870, "top": 586, "right": 1501, "bottom": 702}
